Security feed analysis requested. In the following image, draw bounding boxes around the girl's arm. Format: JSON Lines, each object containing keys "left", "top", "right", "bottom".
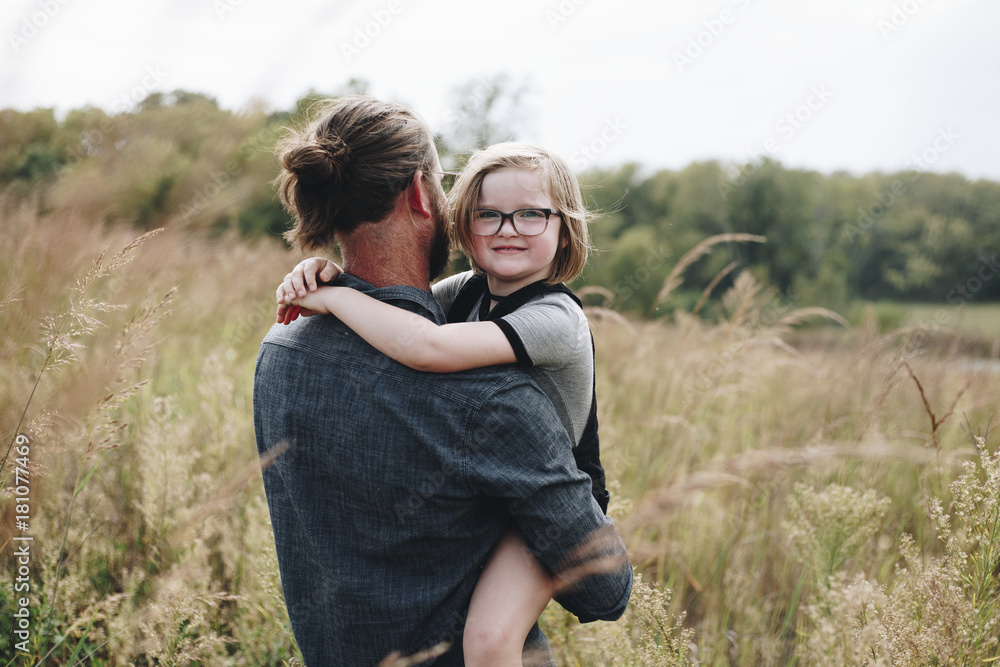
{"left": 291, "top": 286, "right": 516, "bottom": 373}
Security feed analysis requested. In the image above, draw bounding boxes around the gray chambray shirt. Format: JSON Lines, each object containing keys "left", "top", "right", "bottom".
{"left": 253, "top": 273, "right": 632, "bottom": 666}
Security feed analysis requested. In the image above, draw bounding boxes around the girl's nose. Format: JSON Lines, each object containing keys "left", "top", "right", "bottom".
{"left": 497, "top": 216, "right": 520, "bottom": 237}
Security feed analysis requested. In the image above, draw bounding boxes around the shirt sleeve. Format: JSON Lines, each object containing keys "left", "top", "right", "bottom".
{"left": 497, "top": 294, "right": 590, "bottom": 369}
{"left": 464, "top": 379, "right": 633, "bottom": 622}
{"left": 430, "top": 270, "right": 475, "bottom": 316}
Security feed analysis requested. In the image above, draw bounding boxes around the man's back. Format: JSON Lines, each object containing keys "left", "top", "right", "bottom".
{"left": 254, "top": 276, "right": 631, "bottom": 666}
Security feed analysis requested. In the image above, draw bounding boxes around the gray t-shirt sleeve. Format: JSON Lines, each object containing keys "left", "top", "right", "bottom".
{"left": 430, "top": 270, "right": 475, "bottom": 316}
{"left": 497, "top": 293, "right": 594, "bottom": 444}
{"left": 497, "top": 293, "right": 590, "bottom": 369}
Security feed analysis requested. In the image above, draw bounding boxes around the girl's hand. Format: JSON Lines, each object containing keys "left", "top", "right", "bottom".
{"left": 290, "top": 287, "right": 336, "bottom": 315}
{"left": 277, "top": 257, "right": 342, "bottom": 304}
{"left": 276, "top": 303, "right": 319, "bottom": 325}
{"left": 275, "top": 257, "right": 342, "bottom": 324}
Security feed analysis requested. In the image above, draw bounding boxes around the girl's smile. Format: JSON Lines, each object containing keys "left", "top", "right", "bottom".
{"left": 471, "top": 168, "right": 567, "bottom": 297}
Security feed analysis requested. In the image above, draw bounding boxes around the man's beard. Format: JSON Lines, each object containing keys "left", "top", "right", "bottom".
{"left": 427, "top": 189, "right": 451, "bottom": 281}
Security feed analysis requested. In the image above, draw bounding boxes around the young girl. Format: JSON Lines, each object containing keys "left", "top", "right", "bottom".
{"left": 277, "top": 142, "right": 609, "bottom": 666}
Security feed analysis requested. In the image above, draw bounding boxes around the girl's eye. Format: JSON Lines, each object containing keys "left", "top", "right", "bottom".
{"left": 519, "top": 209, "right": 545, "bottom": 219}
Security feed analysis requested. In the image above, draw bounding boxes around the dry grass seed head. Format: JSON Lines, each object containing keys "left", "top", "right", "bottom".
{"left": 655, "top": 233, "right": 767, "bottom": 305}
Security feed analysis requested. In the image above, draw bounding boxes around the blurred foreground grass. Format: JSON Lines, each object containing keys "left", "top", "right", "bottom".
{"left": 2, "top": 205, "right": 999, "bottom": 665}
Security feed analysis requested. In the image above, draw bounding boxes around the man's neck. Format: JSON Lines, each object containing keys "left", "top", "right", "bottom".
{"left": 344, "top": 258, "right": 430, "bottom": 291}
{"left": 338, "top": 217, "right": 432, "bottom": 291}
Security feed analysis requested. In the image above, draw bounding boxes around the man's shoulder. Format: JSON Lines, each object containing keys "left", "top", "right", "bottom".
{"left": 260, "top": 317, "right": 342, "bottom": 359}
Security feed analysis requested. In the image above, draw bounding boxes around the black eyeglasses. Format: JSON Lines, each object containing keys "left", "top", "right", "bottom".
{"left": 471, "top": 208, "right": 562, "bottom": 237}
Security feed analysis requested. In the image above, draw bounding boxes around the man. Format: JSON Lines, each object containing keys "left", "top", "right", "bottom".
{"left": 253, "top": 96, "right": 632, "bottom": 666}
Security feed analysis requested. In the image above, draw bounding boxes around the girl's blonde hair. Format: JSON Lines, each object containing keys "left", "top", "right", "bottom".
{"left": 450, "top": 142, "right": 591, "bottom": 284}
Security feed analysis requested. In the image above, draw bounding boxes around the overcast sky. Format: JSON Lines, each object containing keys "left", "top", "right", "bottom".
{"left": 3, "top": 0, "right": 998, "bottom": 180}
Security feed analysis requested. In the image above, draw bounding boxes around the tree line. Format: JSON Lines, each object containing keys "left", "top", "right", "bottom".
{"left": 2, "top": 86, "right": 998, "bottom": 316}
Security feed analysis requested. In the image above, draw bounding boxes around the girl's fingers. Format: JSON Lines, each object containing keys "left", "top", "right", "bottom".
{"left": 282, "top": 275, "right": 298, "bottom": 301}
{"left": 304, "top": 260, "right": 320, "bottom": 292}
{"left": 290, "top": 270, "right": 306, "bottom": 298}
{"left": 277, "top": 303, "right": 302, "bottom": 325}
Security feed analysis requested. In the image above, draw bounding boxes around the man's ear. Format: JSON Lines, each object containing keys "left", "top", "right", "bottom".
{"left": 406, "top": 171, "right": 433, "bottom": 220}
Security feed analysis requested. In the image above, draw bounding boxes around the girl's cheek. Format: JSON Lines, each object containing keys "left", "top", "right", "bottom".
{"left": 469, "top": 238, "right": 489, "bottom": 263}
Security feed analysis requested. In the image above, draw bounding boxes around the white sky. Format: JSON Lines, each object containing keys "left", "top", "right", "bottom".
{"left": 3, "top": 0, "right": 998, "bottom": 179}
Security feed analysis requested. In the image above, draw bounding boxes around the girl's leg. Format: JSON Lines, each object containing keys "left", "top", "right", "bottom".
{"left": 464, "top": 526, "right": 554, "bottom": 667}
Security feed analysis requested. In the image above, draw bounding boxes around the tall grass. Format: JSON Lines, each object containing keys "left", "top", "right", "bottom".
{"left": 541, "top": 271, "right": 1000, "bottom": 665}
{"left": 2, "top": 200, "right": 999, "bottom": 665}
{"left": 2, "top": 200, "right": 296, "bottom": 664}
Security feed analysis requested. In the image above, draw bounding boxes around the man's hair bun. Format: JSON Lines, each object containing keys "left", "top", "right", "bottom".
{"left": 274, "top": 96, "right": 436, "bottom": 251}
{"left": 282, "top": 138, "right": 351, "bottom": 187}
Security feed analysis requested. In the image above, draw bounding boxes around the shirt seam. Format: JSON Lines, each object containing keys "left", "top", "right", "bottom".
{"left": 459, "top": 371, "right": 533, "bottom": 495}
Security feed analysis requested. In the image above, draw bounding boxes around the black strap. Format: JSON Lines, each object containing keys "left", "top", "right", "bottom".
{"left": 446, "top": 274, "right": 490, "bottom": 324}
{"left": 574, "top": 332, "right": 609, "bottom": 514}
{"left": 446, "top": 275, "right": 582, "bottom": 324}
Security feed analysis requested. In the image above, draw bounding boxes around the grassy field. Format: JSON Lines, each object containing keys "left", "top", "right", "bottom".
{"left": 899, "top": 302, "right": 1000, "bottom": 340}
{"left": 2, "top": 205, "right": 999, "bottom": 665}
